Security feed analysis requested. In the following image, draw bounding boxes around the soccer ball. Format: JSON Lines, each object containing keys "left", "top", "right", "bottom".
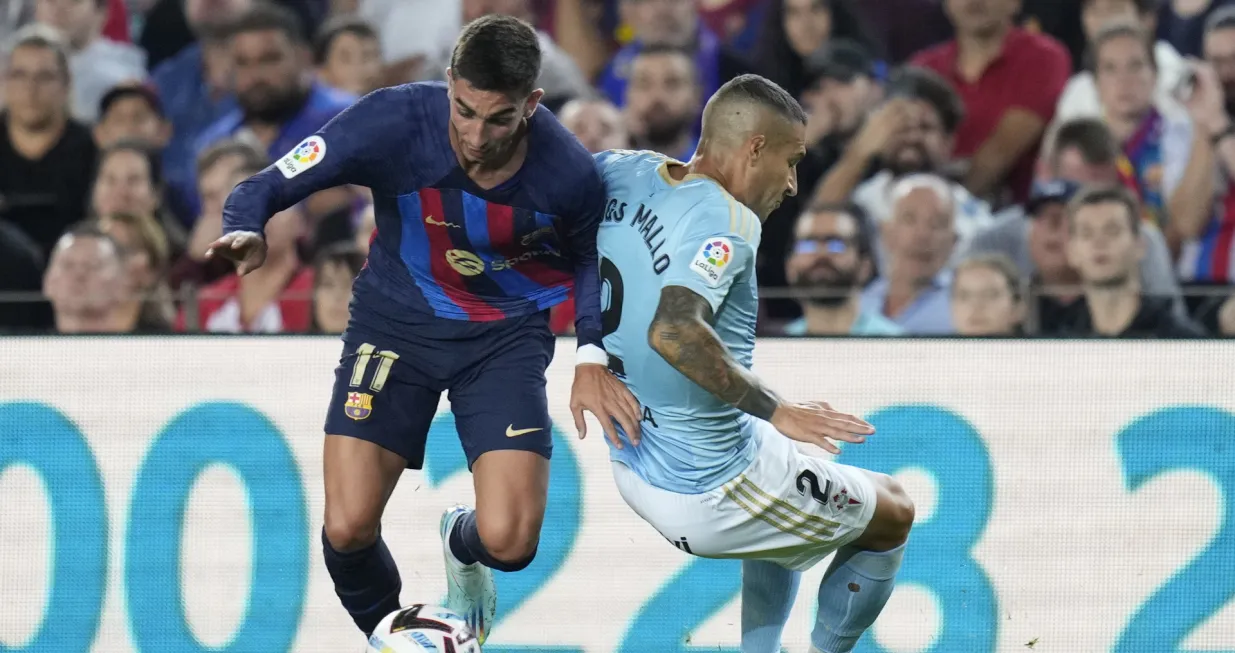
{"left": 366, "top": 604, "right": 482, "bottom": 653}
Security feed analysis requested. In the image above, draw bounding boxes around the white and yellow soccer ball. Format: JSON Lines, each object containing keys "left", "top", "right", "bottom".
{"left": 366, "top": 604, "right": 482, "bottom": 653}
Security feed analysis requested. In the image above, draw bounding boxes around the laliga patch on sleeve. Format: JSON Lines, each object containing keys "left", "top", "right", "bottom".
{"left": 690, "top": 237, "right": 735, "bottom": 287}
{"left": 277, "top": 136, "right": 326, "bottom": 179}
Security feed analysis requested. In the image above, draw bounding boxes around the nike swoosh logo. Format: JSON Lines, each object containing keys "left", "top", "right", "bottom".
{"left": 506, "top": 425, "right": 543, "bottom": 438}
{"left": 425, "top": 215, "right": 460, "bottom": 228}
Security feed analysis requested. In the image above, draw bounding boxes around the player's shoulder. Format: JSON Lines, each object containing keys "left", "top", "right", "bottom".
{"left": 672, "top": 177, "right": 760, "bottom": 244}
{"left": 527, "top": 105, "right": 603, "bottom": 189}
{"left": 592, "top": 148, "right": 672, "bottom": 182}
{"left": 356, "top": 81, "right": 448, "bottom": 116}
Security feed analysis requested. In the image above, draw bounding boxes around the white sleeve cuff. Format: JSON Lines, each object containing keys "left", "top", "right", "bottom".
{"left": 576, "top": 343, "right": 609, "bottom": 367}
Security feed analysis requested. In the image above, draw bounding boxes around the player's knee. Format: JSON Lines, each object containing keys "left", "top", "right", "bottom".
{"left": 476, "top": 512, "right": 541, "bottom": 569}
{"left": 862, "top": 474, "right": 914, "bottom": 551}
{"left": 323, "top": 509, "right": 381, "bottom": 553}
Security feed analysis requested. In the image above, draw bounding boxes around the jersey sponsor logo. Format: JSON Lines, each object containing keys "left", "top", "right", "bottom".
{"left": 506, "top": 425, "right": 543, "bottom": 438}
{"left": 520, "top": 225, "right": 555, "bottom": 246}
{"left": 445, "top": 249, "right": 485, "bottom": 276}
{"left": 492, "top": 249, "right": 556, "bottom": 271}
{"left": 343, "top": 391, "right": 373, "bottom": 420}
{"left": 277, "top": 136, "right": 325, "bottom": 179}
{"left": 691, "top": 237, "right": 733, "bottom": 286}
{"left": 425, "top": 215, "right": 461, "bottom": 228}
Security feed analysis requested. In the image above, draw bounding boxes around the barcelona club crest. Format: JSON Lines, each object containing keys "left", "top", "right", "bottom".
{"left": 344, "top": 392, "right": 373, "bottom": 421}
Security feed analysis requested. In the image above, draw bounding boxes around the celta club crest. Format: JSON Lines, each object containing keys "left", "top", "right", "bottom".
{"left": 344, "top": 392, "right": 373, "bottom": 420}
{"left": 831, "top": 487, "right": 861, "bottom": 512}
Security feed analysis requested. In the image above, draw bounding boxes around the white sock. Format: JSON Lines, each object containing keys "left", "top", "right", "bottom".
{"left": 740, "top": 559, "right": 801, "bottom": 653}
{"left": 812, "top": 543, "right": 905, "bottom": 653}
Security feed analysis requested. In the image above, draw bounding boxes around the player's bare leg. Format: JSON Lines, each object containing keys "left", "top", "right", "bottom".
{"left": 810, "top": 471, "right": 914, "bottom": 653}
{"left": 321, "top": 434, "right": 409, "bottom": 636}
{"left": 441, "top": 449, "right": 549, "bottom": 643}
{"left": 741, "top": 472, "right": 914, "bottom": 653}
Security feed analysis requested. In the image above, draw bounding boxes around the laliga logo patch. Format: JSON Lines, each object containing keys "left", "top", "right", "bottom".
{"left": 690, "top": 237, "right": 733, "bottom": 287}
{"left": 278, "top": 136, "right": 326, "bottom": 179}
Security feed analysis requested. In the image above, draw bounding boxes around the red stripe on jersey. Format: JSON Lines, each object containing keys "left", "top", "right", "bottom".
{"left": 485, "top": 203, "right": 574, "bottom": 288}
{"left": 420, "top": 188, "right": 505, "bottom": 320}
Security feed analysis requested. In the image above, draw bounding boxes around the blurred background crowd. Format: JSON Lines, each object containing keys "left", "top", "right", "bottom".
{"left": 1, "top": 0, "right": 1234, "bottom": 338}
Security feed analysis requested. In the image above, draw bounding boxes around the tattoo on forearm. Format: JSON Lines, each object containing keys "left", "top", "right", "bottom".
{"left": 647, "top": 286, "right": 780, "bottom": 421}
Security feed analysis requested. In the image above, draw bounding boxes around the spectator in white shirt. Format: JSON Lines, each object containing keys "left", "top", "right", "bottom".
{"left": 1053, "top": 0, "right": 1190, "bottom": 129}
{"left": 34, "top": 0, "right": 145, "bottom": 123}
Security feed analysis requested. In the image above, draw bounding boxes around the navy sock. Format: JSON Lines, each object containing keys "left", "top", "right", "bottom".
{"left": 447, "top": 510, "right": 537, "bottom": 572}
{"left": 321, "top": 527, "right": 403, "bottom": 636}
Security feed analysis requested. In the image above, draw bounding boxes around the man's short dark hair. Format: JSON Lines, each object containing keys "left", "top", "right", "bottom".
{"left": 450, "top": 15, "right": 542, "bottom": 97}
{"left": 1067, "top": 185, "right": 1142, "bottom": 234}
{"left": 1052, "top": 118, "right": 1120, "bottom": 166}
{"left": 885, "top": 65, "right": 965, "bottom": 134}
{"left": 223, "top": 2, "right": 306, "bottom": 45}
{"left": 712, "top": 74, "right": 808, "bottom": 126}
{"left": 313, "top": 15, "right": 379, "bottom": 66}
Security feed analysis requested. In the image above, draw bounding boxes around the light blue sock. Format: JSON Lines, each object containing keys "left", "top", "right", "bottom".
{"left": 741, "top": 559, "right": 801, "bottom": 653}
{"left": 811, "top": 543, "right": 905, "bottom": 653}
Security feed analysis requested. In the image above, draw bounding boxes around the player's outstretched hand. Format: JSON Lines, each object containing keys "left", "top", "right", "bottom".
{"left": 571, "top": 364, "right": 642, "bottom": 449}
{"left": 770, "top": 401, "right": 874, "bottom": 455}
{"left": 205, "top": 230, "right": 268, "bottom": 275}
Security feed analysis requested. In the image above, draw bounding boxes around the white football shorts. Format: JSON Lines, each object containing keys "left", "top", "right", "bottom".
{"left": 611, "top": 420, "right": 878, "bottom": 571}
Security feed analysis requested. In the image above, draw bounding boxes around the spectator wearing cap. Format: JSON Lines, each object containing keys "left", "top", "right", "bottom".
{"left": 564, "top": 0, "right": 749, "bottom": 109}
{"left": 150, "top": 0, "right": 251, "bottom": 227}
{"left": 782, "top": 202, "right": 903, "bottom": 336}
{"left": 913, "top": 0, "right": 1072, "bottom": 204}
{"left": 1053, "top": 0, "right": 1189, "bottom": 130}
{"left": 624, "top": 45, "right": 701, "bottom": 161}
{"left": 752, "top": 0, "right": 882, "bottom": 99}
{"left": 313, "top": 15, "right": 383, "bottom": 98}
{"left": 0, "top": 26, "right": 98, "bottom": 258}
{"left": 33, "top": 0, "right": 146, "bottom": 123}
{"left": 760, "top": 38, "right": 885, "bottom": 320}
{"left": 815, "top": 66, "right": 992, "bottom": 271}
{"left": 94, "top": 83, "right": 171, "bottom": 150}
{"left": 861, "top": 173, "right": 958, "bottom": 334}
{"left": 950, "top": 252, "right": 1025, "bottom": 335}
{"left": 1054, "top": 185, "right": 1208, "bottom": 336}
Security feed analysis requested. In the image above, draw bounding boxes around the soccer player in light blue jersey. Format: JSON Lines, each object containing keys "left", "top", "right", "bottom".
{"left": 594, "top": 75, "right": 916, "bottom": 653}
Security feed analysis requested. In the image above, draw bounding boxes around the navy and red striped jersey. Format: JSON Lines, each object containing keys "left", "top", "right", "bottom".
{"left": 222, "top": 82, "right": 604, "bottom": 347}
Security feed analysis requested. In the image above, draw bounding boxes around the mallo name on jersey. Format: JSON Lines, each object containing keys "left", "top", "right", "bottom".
{"left": 603, "top": 198, "right": 671, "bottom": 274}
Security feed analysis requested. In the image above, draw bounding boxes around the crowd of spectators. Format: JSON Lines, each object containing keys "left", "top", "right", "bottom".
{"left": 1, "top": 0, "right": 1233, "bottom": 338}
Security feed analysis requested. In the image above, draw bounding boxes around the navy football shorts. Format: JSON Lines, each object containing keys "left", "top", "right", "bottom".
{"left": 322, "top": 317, "right": 555, "bottom": 469}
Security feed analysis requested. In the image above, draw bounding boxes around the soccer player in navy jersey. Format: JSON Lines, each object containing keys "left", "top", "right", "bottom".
{"left": 206, "top": 15, "right": 640, "bottom": 644}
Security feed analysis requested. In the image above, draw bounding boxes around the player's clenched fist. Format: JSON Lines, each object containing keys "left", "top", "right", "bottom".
{"left": 205, "top": 230, "right": 268, "bottom": 275}
{"left": 770, "top": 401, "right": 874, "bottom": 454}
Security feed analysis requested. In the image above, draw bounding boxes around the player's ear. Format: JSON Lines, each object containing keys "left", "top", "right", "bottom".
{"left": 524, "top": 88, "right": 545, "bottom": 119}
{"left": 748, "top": 134, "right": 767, "bottom": 165}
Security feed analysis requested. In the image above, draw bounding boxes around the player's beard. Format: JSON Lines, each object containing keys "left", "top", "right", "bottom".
{"left": 240, "top": 83, "right": 310, "bottom": 125}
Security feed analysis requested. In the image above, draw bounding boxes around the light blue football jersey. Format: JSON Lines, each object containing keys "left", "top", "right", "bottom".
{"left": 594, "top": 149, "right": 762, "bottom": 494}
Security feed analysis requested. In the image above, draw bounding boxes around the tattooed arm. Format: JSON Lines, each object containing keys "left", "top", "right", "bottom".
{"left": 647, "top": 285, "right": 782, "bottom": 421}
